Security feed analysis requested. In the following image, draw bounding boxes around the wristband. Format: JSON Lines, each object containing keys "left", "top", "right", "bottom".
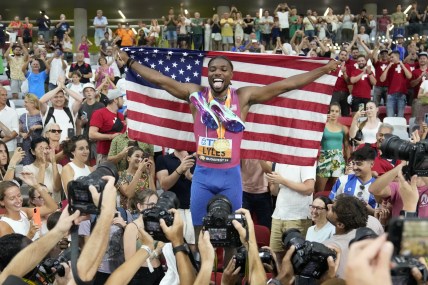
{"left": 175, "top": 169, "right": 183, "bottom": 175}
{"left": 140, "top": 244, "right": 153, "bottom": 255}
{"left": 126, "top": 58, "right": 136, "bottom": 68}
{"left": 7, "top": 165, "right": 16, "bottom": 170}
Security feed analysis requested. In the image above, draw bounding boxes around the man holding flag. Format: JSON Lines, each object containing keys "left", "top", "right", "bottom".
{"left": 117, "top": 49, "right": 338, "bottom": 230}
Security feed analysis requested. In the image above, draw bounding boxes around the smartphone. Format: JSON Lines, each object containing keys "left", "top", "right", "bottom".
{"left": 33, "top": 207, "right": 42, "bottom": 226}
{"left": 114, "top": 212, "right": 119, "bottom": 218}
{"left": 358, "top": 103, "right": 365, "bottom": 113}
{"left": 251, "top": 39, "right": 257, "bottom": 43}
{"left": 425, "top": 113, "right": 428, "bottom": 124}
{"left": 67, "top": 128, "right": 75, "bottom": 138}
{"left": 16, "top": 137, "right": 23, "bottom": 148}
{"left": 388, "top": 218, "right": 428, "bottom": 257}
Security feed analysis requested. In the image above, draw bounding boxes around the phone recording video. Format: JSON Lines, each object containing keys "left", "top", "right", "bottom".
{"left": 388, "top": 218, "right": 428, "bottom": 257}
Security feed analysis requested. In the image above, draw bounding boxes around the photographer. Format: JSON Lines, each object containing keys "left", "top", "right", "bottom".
{"left": 369, "top": 163, "right": 428, "bottom": 217}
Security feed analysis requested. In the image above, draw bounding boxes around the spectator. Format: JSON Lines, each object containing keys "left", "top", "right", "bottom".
{"left": 66, "top": 71, "right": 84, "bottom": 109}
{"left": 89, "top": 89, "right": 126, "bottom": 165}
{"left": 242, "top": 14, "right": 253, "bottom": 42}
{"left": 47, "top": 49, "right": 67, "bottom": 91}
{"left": 18, "top": 94, "right": 43, "bottom": 166}
{"left": 234, "top": 12, "right": 245, "bottom": 46}
{"left": 54, "top": 14, "right": 71, "bottom": 41}
{"left": 267, "top": 160, "right": 315, "bottom": 263}
{"left": 220, "top": 12, "right": 234, "bottom": 51}
{"left": 21, "top": 55, "right": 50, "bottom": 99}
{"left": 104, "top": 46, "right": 122, "bottom": 84}
{"left": 177, "top": 16, "right": 190, "bottom": 49}
{"left": 350, "top": 101, "right": 381, "bottom": 146}
{"left": 77, "top": 35, "right": 93, "bottom": 64}
{"left": 36, "top": 11, "right": 51, "bottom": 43}
{"left": 4, "top": 43, "right": 28, "bottom": 99}
{"left": 244, "top": 32, "right": 266, "bottom": 53}
{"left": 391, "top": 5, "right": 406, "bottom": 38}
{"left": 356, "top": 27, "right": 370, "bottom": 54}
{"left": 117, "top": 147, "right": 155, "bottom": 211}
{"left": 23, "top": 137, "right": 63, "bottom": 203}
{"left": 329, "top": 145, "right": 377, "bottom": 213}
{"left": 316, "top": 102, "right": 350, "bottom": 193}
{"left": 259, "top": 10, "right": 274, "bottom": 50}
{"left": 43, "top": 123, "right": 67, "bottom": 165}
{"left": 0, "top": 87, "right": 19, "bottom": 158}
{"left": 164, "top": 7, "right": 178, "bottom": 48}
{"left": 190, "top": 12, "right": 204, "bottom": 51}
{"left": 22, "top": 17, "right": 33, "bottom": 49}
{"left": 47, "top": 35, "right": 62, "bottom": 53}
{"left": 371, "top": 123, "right": 398, "bottom": 177}
{"left": 96, "top": 77, "right": 115, "bottom": 106}
{"left": 368, "top": 15, "right": 377, "bottom": 46}
{"left": 275, "top": 3, "right": 290, "bottom": 43}
{"left": 156, "top": 150, "right": 196, "bottom": 249}
{"left": 339, "top": 6, "right": 355, "bottom": 43}
{"left": 411, "top": 52, "right": 428, "bottom": 123}
{"left": 120, "top": 23, "right": 135, "bottom": 47}
{"left": 357, "top": 9, "right": 370, "bottom": 35}
{"left": 377, "top": 9, "right": 391, "bottom": 37}
{"left": 306, "top": 196, "right": 335, "bottom": 242}
{"left": 204, "top": 18, "right": 212, "bottom": 51}
{"left": 211, "top": 14, "right": 222, "bottom": 51}
{"left": 0, "top": 142, "right": 25, "bottom": 181}
{"left": 93, "top": 9, "right": 108, "bottom": 47}
{"left": 7, "top": 16, "right": 22, "bottom": 43}
{"left": 60, "top": 135, "right": 93, "bottom": 197}
{"left": 370, "top": 46, "right": 391, "bottom": 106}
{"left": 407, "top": 2, "right": 422, "bottom": 36}
{"left": 68, "top": 51, "right": 93, "bottom": 84}
{"left": 323, "top": 195, "right": 368, "bottom": 278}
{"left": 241, "top": 159, "right": 272, "bottom": 229}
{"left": 331, "top": 49, "right": 351, "bottom": 116}
{"left": 289, "top": 7, "right": 300, "bottom": 39}
{"left": 0, "top": 176, "right": 57, "bottom": 241}
{"left": 95, "top": 57, "right": 114, "bottom": 89}
{"left": 324, "top": 7, "right": 339, "bottom": 42}
{"left": 100, "top": 31, "right": 113, "bottom": 56}
{"left": 349, "top": 55, "right": 376, "bottom": 112}
{"left": 62, "top": 33, "right": 73, "bottom": 63}
{"left": 369, "top": 163, "right": 428, "bottom": 217}
{"left": 380, "top": 50, "right": 412, "bottom": 117}
{"left": 40, "top": 80, "right": 83, "bottom": 142}
{"left": 302, "top": 10, "right": 316, "bottom": 40}
{"left": 147, "top": 19, "right": 161, "bottom": 47}
{"left": 123, "top": 190, "right": 164, "bottom": 284}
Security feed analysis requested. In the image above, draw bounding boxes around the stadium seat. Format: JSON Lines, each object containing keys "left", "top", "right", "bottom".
{"left": 378, "top": 106, "right": 387, "bottom": 121}
{"left": 211, "top": 272, "right": 223, "bottom": 285}
{"left": 338, "top": 116, "right": 352, "bottom": 128}
{"left": 254, "top": 225, "right": 271, "bottom": 248}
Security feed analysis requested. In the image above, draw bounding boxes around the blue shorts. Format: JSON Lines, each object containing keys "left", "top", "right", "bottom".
{"left": 190, "top": 164, "right": 243, "bottom": 226}
{"left": 165, "top": 30, "right": 177, "bottom": 41}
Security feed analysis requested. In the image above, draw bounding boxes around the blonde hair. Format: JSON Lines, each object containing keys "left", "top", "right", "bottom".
{"left": 25, "top": 93, "right": 40, "bottom": 110}
{"left": 43, "top": 123, "right": 61, "bottom": 137}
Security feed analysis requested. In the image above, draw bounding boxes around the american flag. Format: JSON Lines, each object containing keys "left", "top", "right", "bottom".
{"left": 124, "top": 47, "right": 337, "bottom": 166}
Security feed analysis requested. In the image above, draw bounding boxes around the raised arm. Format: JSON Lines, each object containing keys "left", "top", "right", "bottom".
{"left": 238, "top": 60, "right": 338, "bottom": 107}
{"left": 368, "top": 163, "right": 403, "bottom": 197}
{"left": 39, "top": 85, "right": 63, "bottom": 115}
{"left": 117, "top": 50, "right": 201, "bottom": 101}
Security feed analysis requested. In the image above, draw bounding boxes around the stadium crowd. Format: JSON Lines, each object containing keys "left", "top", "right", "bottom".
{"left": 0, "top": 2, "right": 428, "bottom": 285}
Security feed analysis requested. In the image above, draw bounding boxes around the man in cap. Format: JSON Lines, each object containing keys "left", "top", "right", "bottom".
{"left": 410, "top": 51, "right": 428, "bottom": 122}
{"left": 89, "top": 89, "right": 126, "bottom": 165}
{"left": 370, "top": 45, "right": 391, "bottom": 106}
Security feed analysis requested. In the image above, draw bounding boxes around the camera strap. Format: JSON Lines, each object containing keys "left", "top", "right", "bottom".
{"left": 70, "top": 223, "right": 95, "bottom": 285}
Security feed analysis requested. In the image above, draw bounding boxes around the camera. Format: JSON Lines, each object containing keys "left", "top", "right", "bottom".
{"left": 282, "top": 229, "right": 337, "bottom": 279}
{"left": 67, "top": 161, "right": 119, "bottom": 215}
{"left": 391, "top": 256, "right": 428, "bottom": 285}
{"left": 36, "top": 248, "right": 72, "bottom": 283}
{"left": 202, "top": 195, "right": 246, "bottom": 247}
{"left": 235, "top": 246, "right": 275, "bottom": 274}
{"left": 142, "top": 191, "right": 179, "bottom": 242}
{"left": 380, "top": 134, "right": 428, "bottom": 178}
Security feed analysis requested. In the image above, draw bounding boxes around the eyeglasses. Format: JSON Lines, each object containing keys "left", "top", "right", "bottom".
{"left": 49, "top": 129, "right": 62, "bottom": 133}
{"left": 309, "top": 205, "right": 326, "bottom": 211}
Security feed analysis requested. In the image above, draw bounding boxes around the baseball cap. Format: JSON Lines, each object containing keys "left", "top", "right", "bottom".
{"left": 396, "top": 34, "right": 404, "bottom": 38}
{"left": 82, "top": 83, "right": 96, "bottom": 92}
{"left": 418, "top": 51, "right": 428, "bottom": 58}
{"left": 107, "top": 89, "right": 123, "bottom": 100}
{"left": 379, "top": 49, "right": 389, "bottom": 54}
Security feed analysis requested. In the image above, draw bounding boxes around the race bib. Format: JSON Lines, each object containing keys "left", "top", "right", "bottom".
{"left": 197, "top": 137, "right": 232, "bottom": 164}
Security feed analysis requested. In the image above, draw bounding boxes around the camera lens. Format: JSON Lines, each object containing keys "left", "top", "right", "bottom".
{"left": 380, "top": 134, "right": 412, "bottom": 161}
{"left": 282, "top": 228, "right": 306, "bottom": 249}
{"left": 206, "top": 195, "right": 232, "bottom": 226}
{"left": 156, "top": 191, "right": 180, "bottom": 211}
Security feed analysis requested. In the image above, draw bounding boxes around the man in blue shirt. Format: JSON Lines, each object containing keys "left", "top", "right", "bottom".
{"left": 330, "top": 145, "right": 377, "bottom": 214}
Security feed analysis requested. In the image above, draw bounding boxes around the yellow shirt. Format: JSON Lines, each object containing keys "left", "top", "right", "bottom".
{"left": 220, "top": 18, "right": 234, "bottom": 37}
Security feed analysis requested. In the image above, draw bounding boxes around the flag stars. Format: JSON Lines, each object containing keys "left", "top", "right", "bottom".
{"left": 171, "top": 74, "right": 177, "bottom": 79}
{"left": 180, "top": 57, "right": 185, "bottom": 62}
{"left": 153, "top": 49, "right": 159, "bottom": 53}
{"left": 168, "top": 51, "right": 173, "bottom": 55}
{"left": 172, "top": 62, "right": 178, "bottom": 68}
{"left": 165, "top": 66, "right": 170, "bottom": 72}
{"left": 193, "top": 72, "right": 199, "bottom": 77}
{"left": 166, "top": 55, "right": 171, "bottom": 60}
{"left": 186, "top": 64, "right": 192, "bottom": 70}
{"left": 158, "top": 59, "right": 164, "bottom": 65}
{"left": 178, "top": 69, "right": 184, "bottom": 75}
{"left": 195, "top": 59, "right": 200, "bottom": 65}
{"left": 183, "top": 52, "right": 188, "bottom": 56}
{"left": 144, "top": 57, "right": 149, "bottom": 62}
{"left": 150, "top": 63, "right": 156, "bottom": 69}
{"left": 185, "top": 77, "right": 190, "bottom": 82}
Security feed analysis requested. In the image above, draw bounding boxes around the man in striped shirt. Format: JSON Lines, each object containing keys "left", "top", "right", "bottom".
{"left": 329, "top": 145, "right": 377, "bottom": 214}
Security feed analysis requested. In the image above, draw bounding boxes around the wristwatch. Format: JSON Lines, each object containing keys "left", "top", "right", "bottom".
{"left": 172, "top": 243, "right": 191, "bottom": 255}
{"left": 267, "top": 278, "right": 283, "bottom": 285}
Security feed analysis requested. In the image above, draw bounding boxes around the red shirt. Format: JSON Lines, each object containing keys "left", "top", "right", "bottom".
{"left": 374, "top": 60, "right": 390, "bottom": 87}
{"left": 377, "top": 16, "right": 391, "bottom": 33}
{"left": 351, "top": 69, "right": 373, "bottom": 99}
{"left": 346, "top": 59, "right": 358, "bottom": 75}
{"left": 386, "top": 63, "right": 411, "bottom": 94}
{"left": 332, "top": 68, "right": 349, "bottom": 93}
{"left": 90, "top": 108, "right": 126, "bottom": 155}
{"left": 411, "top": 67, "right": 427, "bottom": 96}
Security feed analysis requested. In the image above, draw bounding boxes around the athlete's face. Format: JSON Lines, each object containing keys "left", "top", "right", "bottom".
{"left": 207, "top": 58, "right": 233, "bottom": 95}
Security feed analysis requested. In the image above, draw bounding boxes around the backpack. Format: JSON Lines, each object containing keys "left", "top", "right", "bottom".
{"left": 44, "top": 106, "right": 75, "bottom": 128}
